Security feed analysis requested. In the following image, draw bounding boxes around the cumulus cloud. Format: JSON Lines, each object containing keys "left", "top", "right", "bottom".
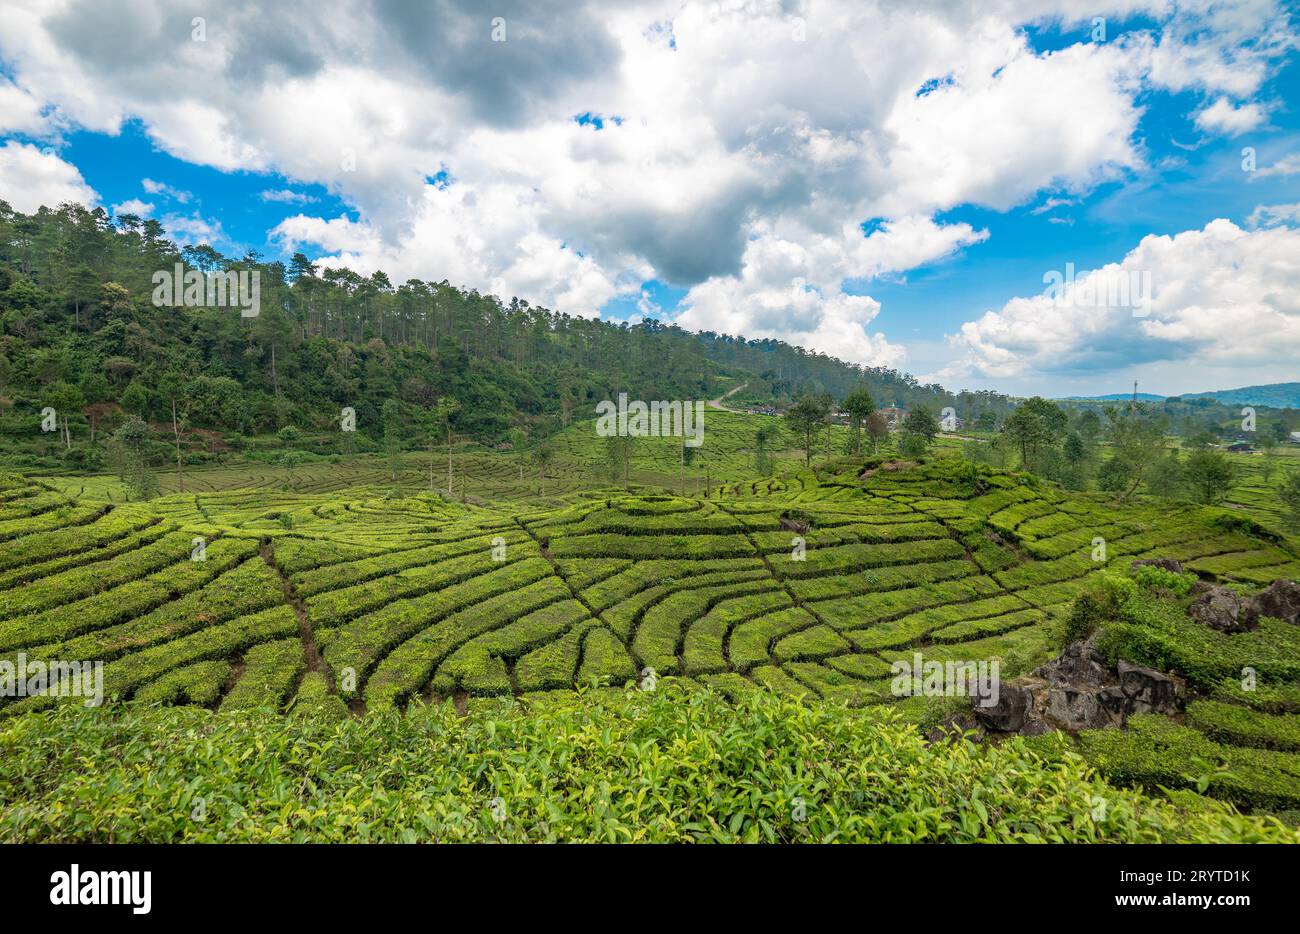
{"left": 0, "top": 140, "right": 97, "bottom": 211}
{"left": 0, "top": 0, "right": 1294, "bottom": 364}
{"left": 260, "top": 188, "right": 316, "bottom": 204}
{"left": 0, "top": 77, "right": 52, "bottom": 136}
{"left": 161, "top": 210, "right": 226, "bottom": 246}
{"left": 1194, "top": 96, "right": 1267, "bottom": 135}
{"left": 111, "top": 197, "right": 154, "bottom": 216}
{"left": 675, "top": 216, "right": 986, "bottom": 366}
{"left": 936, "top": 219, "right": 1300, "bottom": 384}
{"left": 141, "top": 177, "right": 192, "bottom": 203}
{"left": 270, "top": 183, "right": 649, "bottom": 316}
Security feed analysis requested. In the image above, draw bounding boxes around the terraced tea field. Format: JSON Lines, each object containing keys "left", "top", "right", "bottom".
{"left": 38, "top": 410, "right": 869, "bottom": 503}
{"left": 6, "top": 458, "right": 1297, "bottom": 721}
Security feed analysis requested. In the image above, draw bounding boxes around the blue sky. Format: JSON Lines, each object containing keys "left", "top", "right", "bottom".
{"left": 1, "top": 1, "right": 1298, "bottom": 398}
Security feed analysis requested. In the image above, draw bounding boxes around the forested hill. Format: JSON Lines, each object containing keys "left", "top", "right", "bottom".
{"left": 0, "top": 201, "right": 1008, "bottom": 444}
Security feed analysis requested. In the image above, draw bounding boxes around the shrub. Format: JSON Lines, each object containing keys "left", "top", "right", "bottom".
{"left": 1, "top": 686, "right": 1295, "bottom": 843}
{"left": 1131, "top": 563, "right": 1194, "bottom": 597}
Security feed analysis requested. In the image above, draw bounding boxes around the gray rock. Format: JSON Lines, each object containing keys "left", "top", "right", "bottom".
{"left": 1247, "top": 579, "right": 1300, "bottom": 626}
{"left": 1034, "top": 639, "right": 1110, "bottom": 688}
{"left": 1046, "top": 687, "right": 1114, "bottom": 730}
{"left": 1015, "top": 638, "right": 1184, "bottom": 733}
{"left": 1117, "top": 659, "right": 1181, "bottom": 713}
{"left": 1097, "top": 685, "right": 1131, "bottom": 718}
{"left": 1188, "top": 586, "right": 1259, "bottom": 633}
{"left": 971, "top": 684, "right": 1034, "bottom": 732}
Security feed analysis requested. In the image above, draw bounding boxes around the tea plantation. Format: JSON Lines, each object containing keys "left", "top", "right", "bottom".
{"left": 2, "top": 453, "right": 1299, "bottom": 842}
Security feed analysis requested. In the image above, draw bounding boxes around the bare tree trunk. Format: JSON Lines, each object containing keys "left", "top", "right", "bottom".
{"left": 171, "top": 398, "right": 185, "bottom": 492}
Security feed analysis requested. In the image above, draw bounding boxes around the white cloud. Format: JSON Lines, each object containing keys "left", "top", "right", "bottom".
{"left": 270, "top": 184, "right": 648, "bottom": 316}
{"left": 674, "top": 216, "right": 986, "bottom": 366}
{"left": 937, "top": 219, "right": 1300, "bottom": 386}
{"left": 161, "top": 210, "right": 226, "bottom": 246}
{"left": 260, "top": 188, "right": 316, "bottom": 204}
{"left": 110, "top": 197, "right": 154, "bottom": 216}
{"left": 0, "top": 0, "right": 1293, "bottom": 358}
{"left": 1247, "top": 202, "right": 1300, "bottom": 227}
{"left": 0, "top": 77, "right": 52, "bottom": 136}
{"left": 0, "top": 140, "right": 97, "bottom": 211}
{"left": 1254, "top": 153, "right": 1300, "bottom": 178}
{"left": 1194, "top": 96, "right": 1267, "bottom": 135}
{"left": 141, "top": 177, "right": 191, "bottom": 203}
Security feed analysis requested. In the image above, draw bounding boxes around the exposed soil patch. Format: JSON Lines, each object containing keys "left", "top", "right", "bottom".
{"left": 260, "top": 539, "right": 336, "bottom": 694}
{"left": 859, "top": 460, "right": 917, "bottom": 479}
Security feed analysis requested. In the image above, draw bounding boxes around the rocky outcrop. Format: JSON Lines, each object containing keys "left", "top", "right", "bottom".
{"left": 971, "top": 684, "right": 1034, "bottom": 732}
{"left": 1188, "top": 586, "right": 1259, "bottom": 633}
{"left": 965, "top": 638, "right": 1184, "bottom": 738}
{"left": 1248, "top": 579, "right": 1300, "bottom": 626}
{"left": 1116, "top": 659, "right": 1181, "bottom": 714}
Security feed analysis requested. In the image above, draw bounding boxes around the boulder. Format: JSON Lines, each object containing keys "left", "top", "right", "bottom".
{"left": 1034, "top": 639, "right": 1110, "bottom": 689}
{"left": 971, "top": 684, "right": 1034, "bottom": 732}
{"left": 973, "top": 638, "right": 1188, "bottom": 735}
{"left": 1131, "top": 557, "right": 1184, "bottom": 574}
{"left": 1247, "top": 579, "right": 1300, "bottom": 626}
{"left": 1116, "top": 660, "right": 1180, "bottom": 714}
{"left": 1188, "top": 586, "right": 1259, "bottom": 633}
{"left": 1046, "top": 686, "right": 1115, "bottom": 731}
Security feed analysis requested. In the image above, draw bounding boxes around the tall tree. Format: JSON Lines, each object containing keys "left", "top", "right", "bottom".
{"left": 1002, "top": 397, "right": 1067, "bottom": 472}
{"left": 866, "top": 411, "right": 889, "bottom": 453}
{"left": 899, "top": 407, "right": 939, "bottom": 458}
{"left": 1280, "top": 470, "right": 1300, "bottom": 533}
{"left": 1099, "top": 407, "right": 1165, "bottom": 502}
{"left": 533, "top": 440, "right": 554, "bottom": 495}
{"left": 842, "top": 387, "right": 875, "bottom": 454}
{"left": 433, "top": 396, "right": 460, "bottom": 495}
{"left": 787, "top": 395, "right": 830, "bottom": 466}
{"left": 1184, "top": 450, "right": 1235, "bottom": 505}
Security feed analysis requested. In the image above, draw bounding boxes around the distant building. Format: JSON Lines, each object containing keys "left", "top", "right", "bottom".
{"left": 878, "top": 406, "right": 908, "bottom": 428}
{"left": 1290, "top": 431, "right": 1300, "bottom": 444}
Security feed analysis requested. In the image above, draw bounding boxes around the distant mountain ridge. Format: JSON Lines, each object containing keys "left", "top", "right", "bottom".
{"left": 1178, "top": 383, "right": 1300, "bottom": 409}
{"left": 1060, "top": 392, "right": 1166, "bottom": 402}
{"left": 1061, "top": 383, "right": 1300, "bottom": 409}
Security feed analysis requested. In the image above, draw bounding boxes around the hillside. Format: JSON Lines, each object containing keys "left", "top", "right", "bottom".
{"left": 0, "top": 201, "right": 1014, "bottom": 467}
{"left": 1065, "top": 384, "right": 1300, "bottom": 409}
{"left": 3, "top": 453, "right": 1299, "bottom": 840}
{"left": 1179, "top": 383, "right": 1300, "bottom": 409}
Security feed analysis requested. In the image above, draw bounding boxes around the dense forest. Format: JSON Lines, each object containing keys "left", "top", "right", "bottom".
{"left": 0, "top": 201, "right": 1016, "bottom": 462}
